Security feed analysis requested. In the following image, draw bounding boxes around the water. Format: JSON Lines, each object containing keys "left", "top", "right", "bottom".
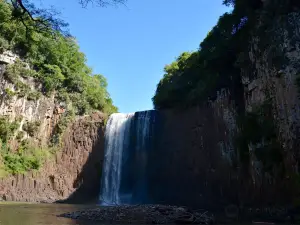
{"left": 0, "top": 203, "right": 101, "bottom": 225}
{"left": 100, "top": 113, "right": 134, "bottom": 205}
{"left": 131, "top": 111, "right": 154, "bottom": 202}
{"left": 100, "top": 111, "right": 156, "bottom": 205}
{"left": 0, "top": 203, "right": 251, "bottom": 225}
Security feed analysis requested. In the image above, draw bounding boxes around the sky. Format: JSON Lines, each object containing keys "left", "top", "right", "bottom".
{"left": 33, "top": 0, "right": 229, "bottom": 113}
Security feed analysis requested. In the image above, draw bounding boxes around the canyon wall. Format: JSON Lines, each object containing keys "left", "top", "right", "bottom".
{"left": 0, "top": 112, "right": 105, "bottom": 203}
{"left": 0, "top": 54, "right": 105, "bottom": 203}
{"left": 148, "top": 11, "right": 300, "bottom": 209}
{"left": 148, "top": 94, "right": 240, "bottom": 209}
{"left": 0, "top": 9, "right": 299, "bottom": 210}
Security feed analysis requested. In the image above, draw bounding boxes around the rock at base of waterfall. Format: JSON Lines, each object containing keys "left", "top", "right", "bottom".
{"left": 59, "top": 204, "right": 214, "bottom": 224}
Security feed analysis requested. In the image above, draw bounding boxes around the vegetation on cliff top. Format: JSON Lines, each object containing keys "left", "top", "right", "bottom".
{"left": 152, "top": 0, "right": 299, "bottom": 109}
{"left": 152, "top": 0, "right": 299, "bottom": 176}
{"left": 152, "top": 2, "right": 252, "bottom": 109}
{"left": 0, "top": 1, "right": 118, "bottom": 175}
{"left": 0, "top": 1, "right": 118, "bottom": 115}
{"left": 7, "top": 0, "right": 126, "bottom": 36}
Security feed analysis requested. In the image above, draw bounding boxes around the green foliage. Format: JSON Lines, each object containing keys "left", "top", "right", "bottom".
{"left": 152, "top": 0, "right": 296, "bottom": 110}
{"left": 27, "top": 91, "right": 41, "bottom": 101}
{"left": 39, "top": 64, "right": 65, "bottom": 94}
{"left": 15, "top": 81, "right": 30, "bottom": 98}
{"left": 0, "top": 117, "right": 19, "bottom": 142}
{"left": 4, "top": 59, "right": 36, "bottom": 83}
{"left": 152, "top": 11, "right": 248, "bottom": 109}
{"left": 50, "top": 109, "right": 75, "bottom": 145}
{"left": 4, "top": 64, "right": 20, "bottom": 84}
{"left": 2, "top": 142, "right": 51, "bottom": 175}
{"left": 23, "top": 121, "right": 40, "bottom": 137}
{"left": 0, "top": 36, "right": 9, "bottom": 53}
{"left": 69, "top": 93, "right": 91, "bottom": 115}
{"left": 16, "top": 131, "right": 25, "bottom": 141}
{"left": 4, "top": 88, "right": 15, "bottom": 100}
{"left": 235, "top": 101, "right": 283, "bottom": 174}
{"left": 0, "top": 0, "right": 118, "bottom": 176}
{"left": 0, "top": 123, "right": 46, "bottom": 176}
{"left": 0, "top": 1, "right": 117, "bottom": 115}
{"left": 4, "top": 60, "right": 39, "bottom": 99}
{"left": 0, "top": 139, "right": 53, "bottom": 175}
{"left": 3, "top": 153, "right": 40, "bottom": 174}
{"left": 153, "top": 0, "right": 288, "bottom": 174}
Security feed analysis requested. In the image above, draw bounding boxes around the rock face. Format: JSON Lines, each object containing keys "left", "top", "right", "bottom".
{"left": 0, "top": 113, "right": 105, "bottom": 203}
{"left": 148, "top": 95, "right": 239, "bottom": 209}
{"left": 0, "top": 62, "right": 58, "bottom": 145}
{"left": 0, "top": 9, "right": 299, "bottom": 210}
{"left": 0, "top": 52, "right": 106, "bottom": 203}
{"left": 0, "top": 51, "right": 18, "bottom": 65}
{"left": 147, "top": 12, "right": 300, "bottom": 209}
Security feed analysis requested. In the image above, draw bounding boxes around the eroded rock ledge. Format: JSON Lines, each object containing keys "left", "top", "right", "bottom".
{"left": 59, "top": 205, "right": 214, "bottom": 224}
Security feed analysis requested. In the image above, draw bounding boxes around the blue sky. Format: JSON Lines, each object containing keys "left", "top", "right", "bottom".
{"left": 33, "top": 0, "right": 229, "bottom": 113}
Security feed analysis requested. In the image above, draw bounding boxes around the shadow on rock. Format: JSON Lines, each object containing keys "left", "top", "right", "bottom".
{"left": 56, "top": 120, "right": 105, "bottom": 204}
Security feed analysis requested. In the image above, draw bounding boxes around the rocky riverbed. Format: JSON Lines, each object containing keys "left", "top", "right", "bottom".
{"left": 59, "top": 205, "right": 214, "bottom": 224}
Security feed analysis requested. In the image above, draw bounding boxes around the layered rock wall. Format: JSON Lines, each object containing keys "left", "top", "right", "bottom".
{"left": 148, "top": 11, "right": 300, "bottom": 209}
{"left": 0, "top": 51, "right": 106, "bottom": 203}
{"left": 148, "top": 94, "right": 239, "bottom": 209}
{"left": 0, "top": 10, "right": 299, "bottom": 209}
{"left": 0, "top": 113, "right": 105, "bottom": 203}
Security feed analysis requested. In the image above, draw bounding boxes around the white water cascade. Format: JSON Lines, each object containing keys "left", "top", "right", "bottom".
{"left": 100, "top": 113, "right": 134, "bottom": 205}
{"left": 100, "top": 111, "right": 156, "bottom": 205}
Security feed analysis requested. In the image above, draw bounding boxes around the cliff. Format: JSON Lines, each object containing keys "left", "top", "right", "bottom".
{"left": 0, "top": 54, "right": 106, "bottom": 203}
{"left": 148, "top": 11, "right": 300, "bottom": 210}
{"left": 0, "top": 0, "right": 114, "bottom": 204}
{"left": 0, "top": 111, "right": 105, "bottom": 203}
{"left": 0, "top": 2, "right": 299, "bottom": 212}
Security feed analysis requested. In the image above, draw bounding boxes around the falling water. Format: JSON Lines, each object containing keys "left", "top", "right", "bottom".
{"left": 100, "top": 113, "right": 134, "bottom": 205}
{"left": 100, "top": 111, "right": 156, "bottom": 205}
{"left": 132, "top": 111, "right": 152, "bottom": 202}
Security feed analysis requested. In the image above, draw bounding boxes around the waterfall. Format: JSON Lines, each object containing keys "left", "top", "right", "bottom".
{"left": 132, "top": 111, "right": 152, "bottom": 202}
{"left": 100, "top": 111, "right": 156, "bottom": 205}
{"left": 100, "top": 113, "right": 134, "bottom": 205}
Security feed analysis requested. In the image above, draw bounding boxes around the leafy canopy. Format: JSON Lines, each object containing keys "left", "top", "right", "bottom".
{"left": 8, "top": 0, "right": 127, "bottom": 35}
{"left": 0, "top": 1, "right": 118, "bottom": 115}
{"left": 152, "top": 0, "right": 267, "bottom": 109}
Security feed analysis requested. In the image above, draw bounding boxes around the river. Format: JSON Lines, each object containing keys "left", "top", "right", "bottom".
{"left": 0, "top": 202, "right": 277, "bottom": 225}
{"left": 0, "top": 203, "right": 102, "bottom": 225}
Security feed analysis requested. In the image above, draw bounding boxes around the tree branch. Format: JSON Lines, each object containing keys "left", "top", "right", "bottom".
{"left": 9, "top": 0, "right": 127, "bottom": 36}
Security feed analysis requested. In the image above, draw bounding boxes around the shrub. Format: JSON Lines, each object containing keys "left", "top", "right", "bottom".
{"left": 16, "top": 131, "right": 25, "bottom": 141}
{"left": 23, "top": 121, "right": 40, "bottom": 137}
{"left": 27, "top": 91, "right": 41, "bottom": 101}
{"left": 4, "top": 64, "right": 19, "bottom": 84}
{"left": 235, "top": 100, "right": 284, "bottom": 174}
{"left": 2, "top": 141, "right": 52, "bottom": 175}
{"left": 56, "top": 89, "right": 70, "bottom": 104}
{"left": 4, "top": 88, "right": 15, "bottom": 100}
{"left": 15, "top": 81, "right": 30, "bottom": 98}
{"left": 50, "top": 109, "right": 75, "bottom": 145}
{"left": 0, "top": 1, "right": 118, "bottom": 115}
{"left": 0, "top": 36, "right": 9, "bottom": 53}
{"left": 3, "top": 153, "right": 40, "bottom": 174}
{"left": 0, "top": 117, "right": 19, "bottom": 142}
{"left": 69, "top": 93, "right": 90, "bottom": 115}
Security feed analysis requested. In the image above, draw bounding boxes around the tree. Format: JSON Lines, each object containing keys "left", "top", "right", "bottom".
{"left": 152, "top": 2, "right": 253, "bottom": 110}
{"left": 9, "top": 0, "right": 127, "bottom": 36}
{"left": 0, "top": 0, "right": 118, "bottom": 115}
